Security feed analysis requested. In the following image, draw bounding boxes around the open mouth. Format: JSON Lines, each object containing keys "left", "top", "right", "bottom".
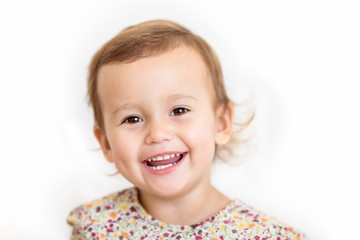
{"left": 144, "top": 153, "right": 185, "bottom": 170}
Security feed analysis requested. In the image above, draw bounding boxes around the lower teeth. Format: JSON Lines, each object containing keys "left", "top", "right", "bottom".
{"left": 149, "top": 161, "right": 178, "bottom": 170}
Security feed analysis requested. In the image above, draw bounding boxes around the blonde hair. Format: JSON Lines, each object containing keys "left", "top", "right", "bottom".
{"left": 87, "top": 19, "right": 254, "bottom": 162}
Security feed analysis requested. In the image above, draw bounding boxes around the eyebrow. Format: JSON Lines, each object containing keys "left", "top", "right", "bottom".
{"left": 112, "top": 102, "right": 138, "bottom": 116}
{"left": 112, "top": 94, "right": 197, "bottom": 115}
{"left": 167, "top": 94, "right": 197, "bottom": 101}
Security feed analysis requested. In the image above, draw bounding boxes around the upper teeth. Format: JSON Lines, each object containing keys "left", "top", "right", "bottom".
{"left": 147, "top": 153, "right": 180, "bottom": 162}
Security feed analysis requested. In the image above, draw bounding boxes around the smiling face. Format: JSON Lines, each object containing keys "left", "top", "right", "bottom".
{"left": 94, "top": 46, "right": 233, "bottom": 198}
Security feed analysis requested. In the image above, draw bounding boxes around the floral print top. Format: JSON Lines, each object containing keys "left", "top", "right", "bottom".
{"left": 67, "top": 188, "right": 306, "bottom": 240}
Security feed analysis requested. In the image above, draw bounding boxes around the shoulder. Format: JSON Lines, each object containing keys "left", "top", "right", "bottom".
{"left": 223, "top": 200, "right": 307, "bottom": 240}
{"left": 67, "top": 187, "right": 137, "bottom": 228}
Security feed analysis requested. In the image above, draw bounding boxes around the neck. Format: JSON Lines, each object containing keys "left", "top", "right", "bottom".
{"left": 137, "top": 179, "right": 230, "bottom": 225}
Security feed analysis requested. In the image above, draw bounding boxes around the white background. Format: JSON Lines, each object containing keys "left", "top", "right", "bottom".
{"left": 1, "top": 1, "right": 359, "bottom": 239}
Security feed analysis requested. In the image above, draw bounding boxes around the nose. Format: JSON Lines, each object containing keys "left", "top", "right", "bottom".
{"left": 144, "top": 119, "right": 172, "bottom": 145}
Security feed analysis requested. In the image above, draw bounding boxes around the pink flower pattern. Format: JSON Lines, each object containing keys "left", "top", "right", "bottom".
{"left": 68, "top": 188, "right": 306, "bottom": 240}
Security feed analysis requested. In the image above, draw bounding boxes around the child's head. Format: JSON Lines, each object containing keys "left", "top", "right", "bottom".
{"left": 87, "top": 20, "right": 249, "bottom": 196}
{"left": 88, "top": 20, "right": 240, "bottom": 159}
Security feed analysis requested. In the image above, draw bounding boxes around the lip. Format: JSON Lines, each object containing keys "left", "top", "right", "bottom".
{"left": 142, "top": 152, "right": 187, "bottom": 176}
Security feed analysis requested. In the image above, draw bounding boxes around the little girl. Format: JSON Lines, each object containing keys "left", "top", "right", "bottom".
{"left": 68, "top": 20, "right": 306, "bottom": 240}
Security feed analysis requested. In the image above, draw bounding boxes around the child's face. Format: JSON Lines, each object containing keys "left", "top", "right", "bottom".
{"left": 95, "top": 46, "right": 232, "bottom": 198}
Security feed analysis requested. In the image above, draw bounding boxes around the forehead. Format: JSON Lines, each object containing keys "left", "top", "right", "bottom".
{"left": 97, "top": 46, "right": 215, "bottom": 107}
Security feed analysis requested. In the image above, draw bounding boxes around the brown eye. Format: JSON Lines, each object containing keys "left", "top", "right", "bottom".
{"left": 122, "top": 116, "right": 143, "bottom": 124}
{"left": 171, "top": 107, "right": 189, "bottom": 116}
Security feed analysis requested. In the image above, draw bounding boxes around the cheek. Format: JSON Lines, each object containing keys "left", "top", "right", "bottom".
{"left": 181, "top": 117, "right": 217, "bottom": 153}
{"left": 109, "top": 133, "right": 142, "bottom": 180}
{"left": 107, "top": 130, "right": 139, "bottom": 162}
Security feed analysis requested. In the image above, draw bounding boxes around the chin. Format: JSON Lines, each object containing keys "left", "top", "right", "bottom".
{"left": 144, "top": 181, "right": 190, "bottom": 199}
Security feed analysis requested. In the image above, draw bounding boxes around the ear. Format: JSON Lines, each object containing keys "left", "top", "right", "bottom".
{"left": 215, "top": 103, "right": 234, "bottom": 145}
{"left": 93, "top": 124, "right": 114, "bottom": 162}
